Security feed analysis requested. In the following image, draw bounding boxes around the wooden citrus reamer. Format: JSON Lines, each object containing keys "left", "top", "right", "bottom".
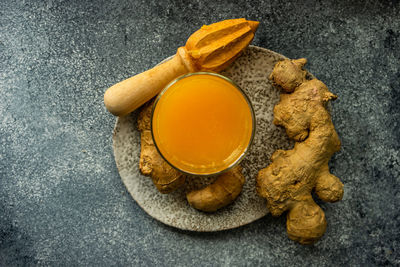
{"left": 104, "top": 18, "right": 259, "bottom": 116}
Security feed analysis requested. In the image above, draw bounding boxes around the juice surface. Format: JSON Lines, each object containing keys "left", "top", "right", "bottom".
{"left": 152, "top": 73, "right": 254, "bottom": 175}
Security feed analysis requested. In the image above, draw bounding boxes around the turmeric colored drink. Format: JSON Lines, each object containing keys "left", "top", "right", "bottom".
{"left": 151, "top": 72, "right": 255, "bottom": 175}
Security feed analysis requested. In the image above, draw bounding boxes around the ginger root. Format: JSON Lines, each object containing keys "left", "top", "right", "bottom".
{"left": 138, "top": 100, "right": 245, "bottom": 211}
{"left": 187, "top": 165, "right": 245, "bottom": 212}
{"left": 138, "top": 100, "right": 186, "bottom": 193}
{"left": 257, "top": 58, "right": 343, "bottom": 244}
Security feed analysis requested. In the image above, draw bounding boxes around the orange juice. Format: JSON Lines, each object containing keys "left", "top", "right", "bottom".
{"left": 152, "top": 73, "right": 254, "bottom": 175}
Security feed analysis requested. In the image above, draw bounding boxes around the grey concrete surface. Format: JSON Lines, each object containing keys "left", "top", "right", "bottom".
{"left": 1, "top": 0, "right": 399, "bottom": 266}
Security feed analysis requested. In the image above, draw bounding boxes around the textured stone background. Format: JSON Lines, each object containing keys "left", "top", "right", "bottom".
{"left": 1, "top": 0, "right": 399, "bottom": 266}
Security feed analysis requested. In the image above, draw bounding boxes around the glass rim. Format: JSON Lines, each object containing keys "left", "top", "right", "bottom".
{"left": 150, "top": 71, "right": 256, "bottom": 177}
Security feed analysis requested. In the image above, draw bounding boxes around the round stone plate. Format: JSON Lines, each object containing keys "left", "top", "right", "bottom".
{"left": 112, "top": 45, "right": 294, "bottom": 231}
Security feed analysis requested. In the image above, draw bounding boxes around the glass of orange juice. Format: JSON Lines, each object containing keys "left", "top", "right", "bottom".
{"left": 151, "top": 72, "right": 255, "bottom": 176}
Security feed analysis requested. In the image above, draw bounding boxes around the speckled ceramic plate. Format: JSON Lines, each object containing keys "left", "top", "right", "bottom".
{"left": 112, "top": 45, "right": 294, "bottom": 231}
